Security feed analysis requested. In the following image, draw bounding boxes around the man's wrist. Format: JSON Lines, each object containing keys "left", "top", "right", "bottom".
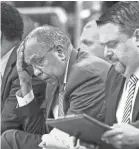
{"left": 16, "top": 89, "right": 34, "bottom": 107}
{"left": 20, "top": 83, "right": 32, "bottom": 96}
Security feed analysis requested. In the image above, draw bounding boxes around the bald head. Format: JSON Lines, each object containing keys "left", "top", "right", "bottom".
{"left": 24, "top": 25, "right": 72, "bottom": 64}
{"left": 80, "top": 20, "right": 104, "bottom": 59}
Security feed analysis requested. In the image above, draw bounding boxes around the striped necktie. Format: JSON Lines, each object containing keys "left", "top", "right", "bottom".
{"left": 122, "top": 74, "right": 138, "bottom": 123}
{"left": 58, "top": 85, "right": 65, "bottom": 117}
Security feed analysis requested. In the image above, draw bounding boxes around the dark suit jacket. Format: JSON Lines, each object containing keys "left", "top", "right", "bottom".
{"left": 1, "top": 46, "right": 46, "bottom": 134}
{"left": 14, "top": 49, "right": 111, "bottom": 134}
{"left": 100, "top": 66, "right": 139, "bottom": 149}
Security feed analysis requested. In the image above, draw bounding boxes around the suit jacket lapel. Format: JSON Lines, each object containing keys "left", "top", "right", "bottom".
{"left": 46, "top": 85, "right": 59, "bottom": 119}
{"left": 66, "top": 49, "right": 79, "bottom": 80}
{"left": 105, "top": 73, "right": 125, "bottom": 125}
{"left": 63, "top": 49, "right": 79, "bottom": 113}
{"left": 1, "top": 48, "right": 17, "bottom": 100}
{"left": 132, "top": 89, "right": 139, "bottom": 121}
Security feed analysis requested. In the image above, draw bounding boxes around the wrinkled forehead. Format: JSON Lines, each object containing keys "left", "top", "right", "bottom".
{"left": 24, "top": 38, "right": 46, "bottom": 64}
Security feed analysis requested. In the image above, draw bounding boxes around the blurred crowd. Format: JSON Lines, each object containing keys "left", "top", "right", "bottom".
{"left": 1, "top": 1, "right": 139, "bottom": 149}
{"left": 6, "top": 1, "right": 117, "bottom": 47}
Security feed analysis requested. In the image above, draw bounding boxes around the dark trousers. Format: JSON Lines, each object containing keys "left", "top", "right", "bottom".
{"left": 1, "top": 129, "right": 42, "bottom": 149}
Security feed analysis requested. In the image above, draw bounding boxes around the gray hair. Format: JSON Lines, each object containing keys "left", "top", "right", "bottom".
{"left": 24, "top": 25, "right": 73, "bottom": 63}
{"left": 97, "top": 2, "right": 139, "bottom": 37}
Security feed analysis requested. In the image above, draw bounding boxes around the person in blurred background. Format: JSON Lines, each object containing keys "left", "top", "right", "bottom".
{"left": 21, "top": 14, "right": 40, "bottom": 39}
{"left": 1, "top": 2, "right": 46, "bottom": 134}
{"left": 1, "top": 25, "right": 110, "bottom": 149}
{"left": 80, "top": 20, "right": 108, "bottom": 61}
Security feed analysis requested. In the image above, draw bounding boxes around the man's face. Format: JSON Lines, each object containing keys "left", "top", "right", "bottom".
{"left": 25, "top": 38, "right": 66, "bottom": 85}
{"left": 80, "top": 30, "right": 104, "bottom": 59}
{"left": 80, "top": 22, "right": 104, "bottom": 59}
{"left": 99, "top": 23, "right": 139, "bottom": 77}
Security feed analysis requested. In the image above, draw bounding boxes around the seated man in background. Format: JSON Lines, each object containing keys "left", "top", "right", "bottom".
{"left": 80, "top": 20, "right": 106, "bottom": 61}
{"left": 1, "top": 2, "right": 46, "bottom": 134}
{"left": 1, "top": 25, "right": 110, "bottom": 149}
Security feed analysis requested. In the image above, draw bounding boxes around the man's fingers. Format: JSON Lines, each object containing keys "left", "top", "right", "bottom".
{"left": 102, "top": 128, "right": 122, "bottom": 139}
{"left": 17, "top": 51, "right": 24, "bottom": 71}
{"left": 102, "top": 132, "right": 123, "bottom": 149}
{"left": 107, "top": 139, "right": 122, "bottom": 149}
{"left": 106, "top": 134, "right": 122, "bottom": 142}
{"left": 17, "top": 41, "right": 24, "bottom": 53}
{"left": 112, "top": 123, "right": 122, "bottom": 128}
{"left": 17, "top": 41, "right": 25, "bottom": 62}
{"left": 16, "top": 41, "right": 25, "bottom": 73}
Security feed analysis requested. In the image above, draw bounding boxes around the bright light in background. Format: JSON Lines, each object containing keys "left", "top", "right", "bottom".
{"left": 80, "top": 1, "right": 103, "bottom": 19}
{"left": 80, "top": 9, "right": 91, "bottom": 19}
{"left": 92, "top": 1, "right": 102, "bottom": 12}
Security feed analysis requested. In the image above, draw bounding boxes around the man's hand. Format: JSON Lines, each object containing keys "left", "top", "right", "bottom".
{"left": 101, "top": 123, "right": 139, "bottom": 149}
{"left": 16, "top": 41, "right": 32, "bottom": 96}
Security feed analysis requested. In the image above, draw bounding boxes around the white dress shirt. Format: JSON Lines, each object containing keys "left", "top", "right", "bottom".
{"left": 16, "top": 90, "right": 34, "bottom": 107}
{"left": 1, "top": 47, "right": 15, "bottom": 78}
{"left": 0, "top": 47, "right": 15, "bottom": 86}
{"left": 116, "top": 67, "right": 139, "bottom": 123}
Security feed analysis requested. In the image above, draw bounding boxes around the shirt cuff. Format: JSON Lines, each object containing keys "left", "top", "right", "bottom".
{"left": 16, "top": 90, "right": 34, "bottom": 107}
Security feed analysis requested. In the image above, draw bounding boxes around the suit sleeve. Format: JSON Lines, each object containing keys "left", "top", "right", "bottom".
{"left": 13, "top": 76, "right": 47, "bottom": 134}
{"left": 66, "top": 68, "right": 106, "bottom": 122}
{"left": 1, "top": 78, "right": 22, "bottom": 134}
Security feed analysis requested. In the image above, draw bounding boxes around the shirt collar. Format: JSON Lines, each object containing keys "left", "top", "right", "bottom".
{"left": 2, "top": 46, "right": 15, "bottom": 60}
{"left": 63, "top": 57, "right": 70, "bottom": 89}
{"left": 126, "top": 66, "right": 139, "bottom": 84}
{"left": 134, "top": 66, "right": 139, "bottom": 80}
{"left": 124, "top": 67, "right": 139, "bottom": 89}
{"left": 1, "top": 47, "right": 15, "bottom": 76}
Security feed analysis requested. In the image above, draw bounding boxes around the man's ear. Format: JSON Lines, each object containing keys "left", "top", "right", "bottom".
{"left": 56, "top": 45, "right": 66, "bottom": 61}
{"left": 133, "top": 29, "right": 139, "bottom": 47}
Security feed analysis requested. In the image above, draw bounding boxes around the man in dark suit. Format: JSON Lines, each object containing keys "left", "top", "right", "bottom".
{"left": 1, "top": 2, "right": 46, "bottom": 134}
{"left": 95, "top": 2, "right": 139, "bottom": 149}
{"left": 1, "top": 25, "right": 110, "bottom": 149}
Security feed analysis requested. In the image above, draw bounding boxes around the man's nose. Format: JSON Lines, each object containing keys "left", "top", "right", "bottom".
{"left": 33, "top": 67, "right": 42, "bottom": 76}
{"left": 104, "top": 46, "right": 113, "bottom": 59}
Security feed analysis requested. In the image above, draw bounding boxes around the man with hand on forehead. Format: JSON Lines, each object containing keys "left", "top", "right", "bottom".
{"left": 1, "top": 25, "right": 110, "bottom": 149}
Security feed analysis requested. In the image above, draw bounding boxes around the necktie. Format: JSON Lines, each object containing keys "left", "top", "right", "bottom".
{"left": 122, "top": 74, "right": 138, "bottom": 123}
{"left": 58, "top": 85, "right": 65, "bottom": 117}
